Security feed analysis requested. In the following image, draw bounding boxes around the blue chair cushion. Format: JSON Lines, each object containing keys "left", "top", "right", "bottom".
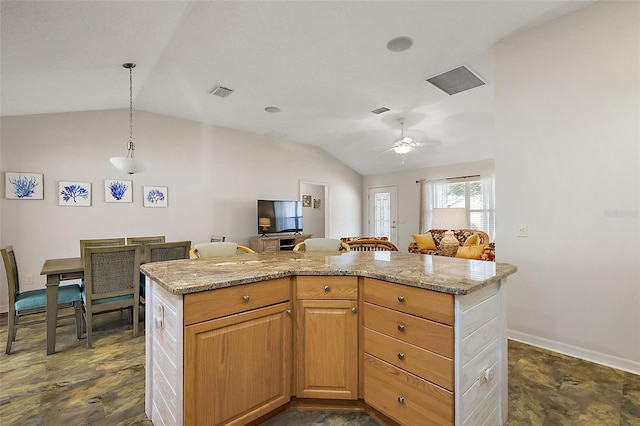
{"left": 15, "top": 284, "right": 82, "bottom": 311}
{"left": 140, "top": 273, "right": 146, "bottom": 298}
{"left": 81, "top": 290, "right": 133, "bottom": 306}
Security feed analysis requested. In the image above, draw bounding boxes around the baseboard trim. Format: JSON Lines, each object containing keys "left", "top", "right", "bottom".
{"left": 508, "top": 329, "right": 640, "bottom": 375}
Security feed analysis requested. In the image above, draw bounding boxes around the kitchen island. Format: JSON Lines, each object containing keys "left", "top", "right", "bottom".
{"left": 141, "top": 250, "right": 517, "bottom": 426}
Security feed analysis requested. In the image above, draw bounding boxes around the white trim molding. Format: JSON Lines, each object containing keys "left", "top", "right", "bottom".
{"left": 508, "top": 329, "right": 640, "bottom": 375}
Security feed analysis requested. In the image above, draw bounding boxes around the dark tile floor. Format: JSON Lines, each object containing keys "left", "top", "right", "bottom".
{"left": 0, "top": 310, "right": 638, "bottom": 425}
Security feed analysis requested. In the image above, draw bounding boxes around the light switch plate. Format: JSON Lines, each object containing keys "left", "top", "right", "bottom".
{"left": 517, "top": 224, "right": 528, "bottom": 237}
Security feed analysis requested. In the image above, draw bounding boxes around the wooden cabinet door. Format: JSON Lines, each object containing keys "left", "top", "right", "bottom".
{"left": 184, "top": 303, "right": 292, "bottom": 426}
{"left": 296, "top": 299, "right": 358, "bottom": 399}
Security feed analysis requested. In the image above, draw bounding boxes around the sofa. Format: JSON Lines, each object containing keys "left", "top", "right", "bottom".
{"left": 408, "top": 229, "right": 495, "bottom": 261}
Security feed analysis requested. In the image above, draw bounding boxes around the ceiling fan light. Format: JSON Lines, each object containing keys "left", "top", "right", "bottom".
{"left": 395, "top": 136, "right": 413, "bottom": 144}
{"left": 393, "top": 144, "right": 412, "bottom": 155}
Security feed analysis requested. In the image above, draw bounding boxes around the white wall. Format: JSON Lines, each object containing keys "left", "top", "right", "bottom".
{"left": 495, "top": 1, "right": 639, "bottom": 372}
{"left": 363, "top": 159, "right": 494, "bottom": 252}
{"left": 0, "top": 109, "right": 362, "bottom": 311}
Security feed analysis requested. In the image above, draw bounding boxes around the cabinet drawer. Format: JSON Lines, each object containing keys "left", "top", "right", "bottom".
{"left": 364, "top": 302, "right": 453, "bottom": 358}
{"left": 184, "top": 278, "right": 290, "bottom": 325}
{"left": 296, "top": 276, "right": 358, "bottom": 300}
{"left": 364, "top": 328, "right": 453, "bottom": 391}
{"left": 363, "top": 278, "right": 454, "bottom": 325}
{"left": 364, "top": 354, "right": 453, "bottom": 426}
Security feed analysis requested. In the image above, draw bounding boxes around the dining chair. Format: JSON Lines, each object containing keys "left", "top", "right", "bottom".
{"left": 80, "top": 238, "right": 126, "bottom": 258}
{"left": 190, "top": 242, "right": 255, "bottom": 259}
{"left": 345, "top": 238, "right": 399, "bottom": 252}
{"left": 140, "top": 241, "right": 191, "bottom": 301}
{"left": 126, "top": 236, "right": 166, "bottom": 263}
{"left": 82, "top": 244, "right": 141, "bottom": 348}
{"left": 292, "top": 238, "right": 351, "bottom": 252}
{"left": 1, "top": 245, "right": 82, "bottom": 354}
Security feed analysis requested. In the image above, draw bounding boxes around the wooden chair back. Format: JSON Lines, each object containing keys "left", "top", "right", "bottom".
{"left": 346, "top": 239, "right": 398, "bottom": 252}
{"left": 145, "top": 241, "right": 191, "bottom": 263}
{"left": 80, "top": 238, "right": 126, "bottom": 258}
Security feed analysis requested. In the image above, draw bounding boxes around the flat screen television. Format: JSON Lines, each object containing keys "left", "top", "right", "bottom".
{"left": 257, "top": 199, "right": 303, "bottom": 234}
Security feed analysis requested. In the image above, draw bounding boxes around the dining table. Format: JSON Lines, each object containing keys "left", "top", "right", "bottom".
{"left": 40, "top": 256, "right": 84, "bottom": 355}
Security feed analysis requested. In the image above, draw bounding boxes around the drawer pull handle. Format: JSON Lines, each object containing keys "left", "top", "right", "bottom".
{"left": 397, "top": 396, "right": 405, "bottom": 404}
{"left": 351, "top": 307, "right": 358, "bottom": 314}
{"left": 324, "top": 285, "right": 331, "bottom": 292}
{"left": 397, "top": 296, "right": 405, "bottom": 302}
{"left": 397, "top": 353, "right": 405, "bottom": 360}
{"left": 286, "top": 309, "right": 292, "bottom": 315}
{"left": 242, "top": 295, "right": 250, "bottom": 302}
{"left": 397, "top": 324, "right": 405, "bottom": 332}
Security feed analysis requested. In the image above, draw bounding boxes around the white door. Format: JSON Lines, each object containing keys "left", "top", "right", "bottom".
{"left": 368, "top": 186, "right": 398, "bottom": 245}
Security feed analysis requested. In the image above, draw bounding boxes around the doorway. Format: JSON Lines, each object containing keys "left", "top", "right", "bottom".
{"left": 367, "top": 185, "right": 397, "bottom": 245}
{"left": 300, "top": 181, "right": 329, "bottom": 238}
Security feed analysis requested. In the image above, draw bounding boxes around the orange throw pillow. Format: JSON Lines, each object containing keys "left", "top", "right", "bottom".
{"left": 456, "top": 244, "right": 486, "bottom": 259}
{"left": 463, "top": 234, "right": 480, "bottom": 246}
{"left": 412, "top": 233, "right": 437, "bottom": 250}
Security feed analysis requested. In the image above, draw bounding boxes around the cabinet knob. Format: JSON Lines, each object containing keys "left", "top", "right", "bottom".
{"left": 397, "top": 324, "right": 405, "bottom": 332}
{"left": 397, "top": 353, "right": 405, "bottom": 360}
{"left": 397, "top": 396, "right": 405, "bottom": 404}
{"left": 324, "top": 285, "right": 331, "bottom": 292}
{"left": 397, "top": 295, "right": 405, "bottom": 302}
{"left": 286, "top": 309, "right": 292, "bottom": 315}
{"left": 242, "top": 295, "right": 250, "bottom": 302}
{"left": 351, "top": 307, "right": 358, "bottom": 314}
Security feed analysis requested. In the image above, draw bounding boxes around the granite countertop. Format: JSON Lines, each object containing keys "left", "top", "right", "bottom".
{"left": 140, "top": 251, "right": 517, "bottom": 296}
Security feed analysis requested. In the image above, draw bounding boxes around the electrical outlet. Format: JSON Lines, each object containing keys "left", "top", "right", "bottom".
{"left": 517, "top": 223, "right": 528, "bottom": 237}
{"left": 26, "top": 275, "right": 34, "bottom": 285}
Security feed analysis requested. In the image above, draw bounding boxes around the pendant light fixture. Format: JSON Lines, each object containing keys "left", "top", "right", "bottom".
{"left": 110, "top": 63, "right": 150, "bottom": 174}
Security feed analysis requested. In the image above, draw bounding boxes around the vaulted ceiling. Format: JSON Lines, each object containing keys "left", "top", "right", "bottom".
{"left": 1, "top": 1, "right": 593, "bottom": 175}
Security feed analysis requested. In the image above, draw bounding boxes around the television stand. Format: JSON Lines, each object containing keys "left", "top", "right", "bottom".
{"left": 250, "top": 234, "right": 312, "bottom": 252}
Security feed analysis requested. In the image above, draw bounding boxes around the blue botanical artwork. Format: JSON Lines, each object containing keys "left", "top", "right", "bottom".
{"left": 104, "top": 179, "right": 132, "bottom": 203}
{"left": 59, "top": 181, "right": 91, "bottom": 206}
{"left": 143, "top": 186, "right": 168, "bottom": 208}
{"left": 5, "top": 172, "right": 44, "bottom": 200}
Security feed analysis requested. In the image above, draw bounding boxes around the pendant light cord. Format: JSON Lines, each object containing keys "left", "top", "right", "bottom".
{"left": 127, "top": 64, "right": 135, "bottom": 158}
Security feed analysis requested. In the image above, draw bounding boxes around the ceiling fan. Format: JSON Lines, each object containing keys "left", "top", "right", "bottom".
{"left": 381, "top": 118, "right": 422, "bottom": 163}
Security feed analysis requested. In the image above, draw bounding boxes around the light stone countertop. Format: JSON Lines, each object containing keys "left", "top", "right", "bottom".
{"left": 140, "top": 251, "right": 517, "bottom": 296}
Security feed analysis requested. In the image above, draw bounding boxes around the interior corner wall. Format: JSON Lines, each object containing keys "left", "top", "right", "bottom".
{"left": 494, "top": 1, "right": 639, "bottom": 372}
{"left": 0, "top": 110, "right": 362, "bottom": 312}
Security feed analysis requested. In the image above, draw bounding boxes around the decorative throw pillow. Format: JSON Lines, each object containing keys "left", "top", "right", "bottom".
{"left": 463, "top": 233, "right": 480, "bottom": 246}
{"left": 412, "top": 233, "right": 437, "bottom": 250}
{"left": 456, "top": 244, "right": 486, "bottom": 259}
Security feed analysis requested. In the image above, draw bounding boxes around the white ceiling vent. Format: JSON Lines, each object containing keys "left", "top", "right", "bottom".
{"left": 426, "top": 66, "right": 485, "bottom": 95}
{"left": 371, "top": 106, "right": 390, "bottom": 115}
{"left": 209, "top": 85, "right": 234, "bottom": 97}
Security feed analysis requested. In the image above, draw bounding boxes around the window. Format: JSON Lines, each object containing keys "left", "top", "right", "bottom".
{"left": 421, "top": 175, "right": 495, "bottom": 240}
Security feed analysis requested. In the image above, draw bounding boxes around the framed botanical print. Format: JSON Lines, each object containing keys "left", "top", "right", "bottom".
{"left": 59, "top": 181, "right": 91, "bottom": 206}
{"left": 105, "top": 179, "right": 133, "bottom": 203}
{"left": 5, "top": 172, "right": 44, "bottom": 199}
{"left": 143, "top": 186, "right": 168, "bottom": 207}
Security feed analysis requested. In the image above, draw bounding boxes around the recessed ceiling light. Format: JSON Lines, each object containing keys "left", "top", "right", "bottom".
{"left": 264, "top": 106, "right": 281, "bottom": 113}
{"left": 386, "top": 36, "right": 413, "bottom": 52}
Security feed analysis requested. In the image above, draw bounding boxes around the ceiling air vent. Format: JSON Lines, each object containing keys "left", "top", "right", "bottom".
{"left": 426, "top": 65, "right": 485, "bottom": 95}
{"left": 209, "top": 85, "right": 234, "bottom": 97}
{"left": 370, "top": 106, "right": 390, "bottom": 115}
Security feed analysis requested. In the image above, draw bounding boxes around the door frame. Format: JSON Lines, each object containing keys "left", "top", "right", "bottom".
{"left": 299, "top": 180, "right": 330, "bottom": 238}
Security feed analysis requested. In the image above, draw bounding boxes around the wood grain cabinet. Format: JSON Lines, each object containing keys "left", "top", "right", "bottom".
{"left": 295, "top": 276, "right": 359, "bottom": 400}
{"left": 363, "top": 278, "right": 455, "bottom": 425}
{"left": 183, "top": 279, "right": 292, "bottom": 426}
{"left": 250, "top": 234, "right": 312, "bottom": 252}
